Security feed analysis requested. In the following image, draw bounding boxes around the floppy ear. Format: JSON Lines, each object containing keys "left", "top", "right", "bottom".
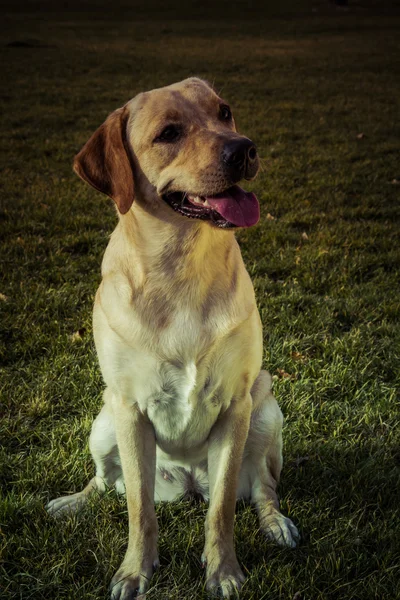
{"left": 73, "top": 106, "right": 134, "bottom": 214}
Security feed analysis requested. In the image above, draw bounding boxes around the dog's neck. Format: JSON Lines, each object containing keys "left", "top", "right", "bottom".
{"left": 117, "top": 203, "right": 238, "bottom": 292}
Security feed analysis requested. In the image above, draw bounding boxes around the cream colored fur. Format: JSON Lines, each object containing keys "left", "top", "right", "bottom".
{"left": 47, "top": 78, "right": 298, "bottom": 600}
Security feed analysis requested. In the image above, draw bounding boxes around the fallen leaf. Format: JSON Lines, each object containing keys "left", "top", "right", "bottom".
{"left": 0, "top": 293, "right": 8, "bottom": 302}
{"left": 390, "top": 179, "right": 400, "bottom": 185}
{"left": 295, "top": 255, "right": 301, "bottom": 265}
{"left": 276, "top": 368, "right": 296, "bottom": 380}
{"left": 266, "top": 213, "right": 276, "bottom": 220}
{"left": 71, "top": 327, "right": 86, "bottom": 342}
{"left": 356, "top": 132, "right": 365, "bottom": 139}
{"left": 293, "top": 592, "right": 302, "bottom": 600}
{"left": 291, "top": 351, "right": 306, "bottom": 362}
{"left": 40, "top": 202, "right": 50, "bottom": 210}
{"left": 301, "top": 231, "right": 309, "bottom": 240}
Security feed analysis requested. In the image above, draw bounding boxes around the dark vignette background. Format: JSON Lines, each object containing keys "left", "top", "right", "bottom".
{"left": 1, "top": 1, "right": 400, "bottom": 599}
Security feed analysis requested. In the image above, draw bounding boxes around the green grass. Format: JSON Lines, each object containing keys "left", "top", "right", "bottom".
{"left": 1, "top": 1, "right": 400, "bottom": 599}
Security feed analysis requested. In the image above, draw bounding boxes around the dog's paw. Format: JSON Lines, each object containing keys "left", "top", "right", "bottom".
{"left": 110, "top": 557, "right": 159, "bottom": 600}
{"left": 262, "top": 510, "right": 300, "bottom": 548}
{"left": 46, "top": 492, "right": 86, "bottom": 517}
{"left": 202, "top": 547, "right": 245, "bottom": 598}
{"left": 110, "top": 574, "right": 147, "bottom": 600}
{"left": 206, "top": 573, "right": 244, "bottom": 598}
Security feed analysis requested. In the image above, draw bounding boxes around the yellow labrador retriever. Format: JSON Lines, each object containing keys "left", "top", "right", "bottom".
{"left": 47, "top": 78, "right": 298, "bottom": 599}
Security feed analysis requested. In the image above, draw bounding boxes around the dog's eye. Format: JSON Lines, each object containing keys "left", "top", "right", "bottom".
{"left": 155, "top": 125, "right": 181, "bottom": 143}
{"left": 219, "top": 105, "right": 232, "bottom": 121}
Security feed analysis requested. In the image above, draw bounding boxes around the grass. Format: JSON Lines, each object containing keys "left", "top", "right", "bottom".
{"left": 1, "top": 1, "right": 400, "bottom": 598}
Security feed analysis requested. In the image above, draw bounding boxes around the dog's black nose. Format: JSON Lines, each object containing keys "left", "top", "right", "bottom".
{"left": 222, "top": 138, "right": 258, "bottom": 181}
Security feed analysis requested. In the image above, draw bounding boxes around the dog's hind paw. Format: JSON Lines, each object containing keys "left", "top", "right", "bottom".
{"left": 262, "top": 510, "right": 300, "bottom": 548}
{"left": 46, "top": 491, "right": 86, "bottom": 517}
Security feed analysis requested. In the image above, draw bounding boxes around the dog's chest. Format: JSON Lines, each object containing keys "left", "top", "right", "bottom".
{"left": 97, "top": 274, "right": 250, "bottom": 452}
{"left": 147, "top": 361, "right": 198, "bottom": 435}
{"left": 131, "top": 357, "right": 222, "bottom": 452}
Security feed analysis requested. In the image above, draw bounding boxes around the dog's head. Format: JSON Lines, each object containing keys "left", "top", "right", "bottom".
{"left": 74, "top": 78, "right": 260, "bottom": 229}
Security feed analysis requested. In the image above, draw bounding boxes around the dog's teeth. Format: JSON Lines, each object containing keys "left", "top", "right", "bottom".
{"left": 204, "top": 199, "right": 210, "bottom": 207}
{"left": 188, "top": 194, "right": 206, "bottom": 205}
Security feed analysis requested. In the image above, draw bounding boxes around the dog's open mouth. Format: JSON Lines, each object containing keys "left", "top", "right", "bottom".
{"left": 162, "top": 185, "right": 260, "bottom": 229}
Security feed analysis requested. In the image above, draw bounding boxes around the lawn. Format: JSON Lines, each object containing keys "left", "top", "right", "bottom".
{"left": 1, "top": 1, "right": 400, "bottom": 599}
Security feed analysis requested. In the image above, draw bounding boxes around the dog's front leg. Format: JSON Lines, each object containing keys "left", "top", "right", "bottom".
{"left": 110, "top": 398, "right": 158, "bottom": 600}
{"left": 203, "top": 394, "right": 252, "bottom": 598}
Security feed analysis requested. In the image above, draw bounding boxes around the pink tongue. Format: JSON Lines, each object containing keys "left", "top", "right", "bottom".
{"left": 206, "top": 185, "right": 260, "bottom": 227}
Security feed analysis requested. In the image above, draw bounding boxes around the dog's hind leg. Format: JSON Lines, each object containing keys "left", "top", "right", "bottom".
{"left": 237, "top": 370, "right": 300, "bottom": 547}
{"left": 46, "top": 389, "right": 124, "bottom": 516}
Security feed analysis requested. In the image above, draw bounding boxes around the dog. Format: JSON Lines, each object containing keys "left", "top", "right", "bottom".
{"left": 47, "top": 77, "right": 299, "bottom": 599}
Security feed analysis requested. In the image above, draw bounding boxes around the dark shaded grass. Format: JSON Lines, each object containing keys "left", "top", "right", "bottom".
{"left": 1, "top": 2, "right": 400, "bottom": 599}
